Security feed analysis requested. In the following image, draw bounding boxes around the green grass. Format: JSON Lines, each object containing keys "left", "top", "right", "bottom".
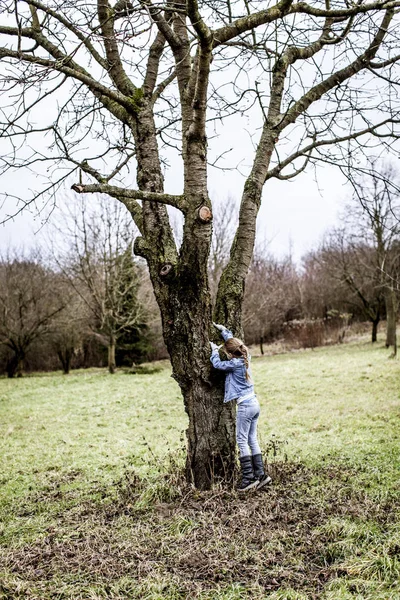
{"left": 255, "top": 341, "right": 400, "bottom": 494}
{"left": 0, "top": 338, "right": 399, "bottom": 599}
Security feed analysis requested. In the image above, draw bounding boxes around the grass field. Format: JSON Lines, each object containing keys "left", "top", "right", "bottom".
{"left": 0, "top": 338, "right": 399, "bottom": 599}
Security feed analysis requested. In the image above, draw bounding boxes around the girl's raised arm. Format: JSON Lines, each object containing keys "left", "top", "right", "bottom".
{"left": 212, "top": 323, "right": 233, "bottom": 342}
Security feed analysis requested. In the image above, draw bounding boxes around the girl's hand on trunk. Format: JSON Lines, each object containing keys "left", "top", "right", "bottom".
{"left": 209, "top": 341, "right": 222, "bottom": 352}
{"left": 212, "top": 322, "right": 226, "bottom": 332}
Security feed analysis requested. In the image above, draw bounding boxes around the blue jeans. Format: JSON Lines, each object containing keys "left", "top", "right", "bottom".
{"left": 236, "top": 397, "right": 262, "bottom": 457}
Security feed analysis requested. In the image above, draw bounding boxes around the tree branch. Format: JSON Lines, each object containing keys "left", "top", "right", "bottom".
{"left": 97, "top": 0, "right": 138, "bottom": 96}
{"left": 213, "top": 0, "right": 294, "bottom": 47}
{"left": 266, "top": 118, "right": 400, "bottom": 180}
{"left": 23, "top": 0, "right": 108, "bottom": 69}
{"left": 0, "top": 45, "right": 132, "bottom": 120}
{"left": 71, "top": 182, "right": 186, "bottom": 211}
{"left": 279, "top": 9, "right": 395, "bottom": 129}
{"left": 294, "top": 0, "right": 400, "bottom": 18}
{"left": 370, "top": 53, "right": 400, "bottom": 68}
{"left": 141, "top": 0, "right": 181, "bottom": 50}
{"left": 143, "top": 30, "right": 167, "bottom": 97}
{"left": 212, "top": 0, "right": 400, "bottom": 48}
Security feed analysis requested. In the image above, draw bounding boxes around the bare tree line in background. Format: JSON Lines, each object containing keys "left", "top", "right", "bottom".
{"left": 0, "top": 198, "right": 162, "bottom": 377}
{"left": 1, "top": 163, "right": 399, "bottom": 377}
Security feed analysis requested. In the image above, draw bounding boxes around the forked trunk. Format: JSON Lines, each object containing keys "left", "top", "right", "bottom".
{"left": 372, "top": 317, "right": 379, "bottom": 343}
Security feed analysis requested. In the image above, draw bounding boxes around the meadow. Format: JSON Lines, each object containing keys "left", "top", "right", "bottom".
{"left": 0, "top": 337, "right": 399, "bottom": 599}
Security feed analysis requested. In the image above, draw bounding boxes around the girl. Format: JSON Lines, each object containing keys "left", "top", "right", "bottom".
{"left": 210, "top": 323, "right": 272, "bottom": 491}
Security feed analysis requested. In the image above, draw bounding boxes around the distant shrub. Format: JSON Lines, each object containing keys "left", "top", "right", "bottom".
{"left": 283, "top": 313, "right": 351, "bottom": 349}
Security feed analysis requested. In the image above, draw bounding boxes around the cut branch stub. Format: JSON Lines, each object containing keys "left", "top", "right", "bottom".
{"left": 133, "top": 236, "right": 149, "bottom": 258}
{"left": 198, "top": 206, "right": 212, "bottom": 222}
{"left": 71, "top": 184, "right": 84, "bottom": 193}
{"left": 160, "top": 263, "right": 173, "bottom": 277}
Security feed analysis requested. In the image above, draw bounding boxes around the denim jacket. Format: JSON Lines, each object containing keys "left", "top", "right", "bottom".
{"left": 210, "top": 328, "right": 254, "bottom": 403}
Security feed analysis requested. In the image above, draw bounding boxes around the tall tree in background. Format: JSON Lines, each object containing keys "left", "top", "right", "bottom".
{"left": 314, "top": 231, "right": 385, "bottom": 342}
{"left": 300, "top": 251, "right": 340, "bottom": 320}
{"left": 347, "top": 162, "right": 400, "bottom": 355}
{"left": 55, "top": 197, "right": 146, "bottom": 373}
{"left": 50, "top": 293, "right": 88, "bottom": 374}
{"left": 1, "top": 0, "right": 400, "bottom": 487}
{"left": 243, "top": 253, "right": 300, "bottom": 353}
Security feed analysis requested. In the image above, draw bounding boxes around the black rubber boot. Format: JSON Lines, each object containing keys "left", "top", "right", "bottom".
{"left": 252, "top": 454, "right": 272, "bottom": 489}
{"left": 238, "top": 455, "right": 259, "bottom": 491}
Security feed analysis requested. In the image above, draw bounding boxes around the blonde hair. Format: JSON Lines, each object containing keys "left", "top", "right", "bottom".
{"left": 224, "top": 337, "right": 252, "bottom": 382}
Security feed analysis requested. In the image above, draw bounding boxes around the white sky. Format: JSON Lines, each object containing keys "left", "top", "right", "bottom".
{"left": 0, "top": 162, "right": 346, "bottom": 263}
{"left": 211, "top": 163, "right": 346, "bottom": 261}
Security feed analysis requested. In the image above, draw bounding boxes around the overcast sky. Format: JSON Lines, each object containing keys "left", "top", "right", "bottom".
{"left": 1, "top": 0, "right": 398, "bottom": 266}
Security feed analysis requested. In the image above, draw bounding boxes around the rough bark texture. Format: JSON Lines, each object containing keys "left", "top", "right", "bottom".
{"left": 147, "top": 242, "right": 237, "bottom": 489}
{"left": 131, "top": 100, "right": 237, "bottom": 489}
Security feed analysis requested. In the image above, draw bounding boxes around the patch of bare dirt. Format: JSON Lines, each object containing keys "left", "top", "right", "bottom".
{"left": 1, "top": 462, "right": 398, "bottom": 598}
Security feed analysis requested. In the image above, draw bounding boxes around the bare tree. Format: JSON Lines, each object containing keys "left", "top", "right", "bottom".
{"left": 315, "top": 230, "right": 386, "bottom": 342}
{"left": 346, "top": 161, "right": 400, "bottom": 355}
{"left": 0, "top": 250, "right": 67, "bottom": 377}
{"left": 50, "top": 293, "right": 88, "bottom": 374}
{"left": 300, "top": 252, "right": 338, "bottom": 321}
{"left": 1, "top": 0, "right": 400, "bottom": 487}
{"left": 243, "top": 252, "right": 300, "bottom": 353}
{"left": 54, "top": 197, "right": 146, "bottom": 373}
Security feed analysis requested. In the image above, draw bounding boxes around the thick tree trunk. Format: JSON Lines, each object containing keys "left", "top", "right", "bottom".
{"left": 108, "top": 335, "right": 116, "bottom": 374}
{"left": 156, "top": 294, "right": 237, "bottom": 489}
{"left": 156, "top": 265, "right": 237, "bottom": 489}
{"left": 57, "top": 349, "right": 72, "bottom": 374}
{"left": 372, "top": 317, "right": 379, "bottom": 343}
{"left": 181, "top": 368, "right": 236, "bottom": 489}
{"left": 169, "top": 338, "right": 237, "bottom": 488}
{"left": 8, "top": 351, "right": 25, "bottom": 378}
{"left": 385, "top": 288, "right": 397, "bottom": 349}
{"left": 6, "top": 355, "right": 18, "bottom": 378}
{"left": 64, "top": 349, "right": 72, "bottom": 375}
{"left": 131, "top": 99, "right": 237, "bottom": 489}
{"left": 390, "top": 336, "right": 397, "bottom": 359}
